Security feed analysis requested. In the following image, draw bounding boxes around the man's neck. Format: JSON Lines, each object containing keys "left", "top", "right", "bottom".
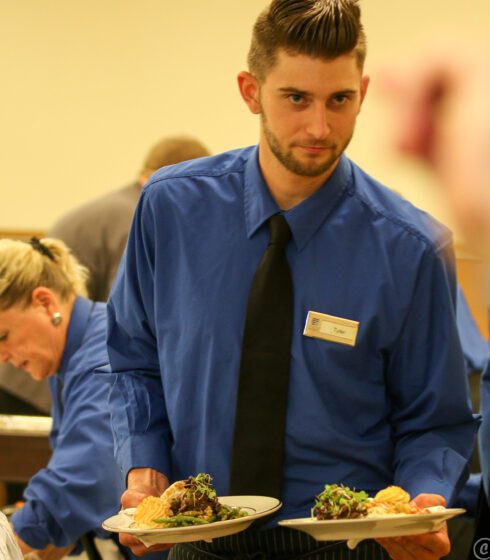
{"left": 258, "top": 149, "right": 340, "bottom": 211}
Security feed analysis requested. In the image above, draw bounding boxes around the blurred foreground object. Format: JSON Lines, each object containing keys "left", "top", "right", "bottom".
{"left": 0, "top": 511, "right": 22, "bottom": 560}
{"left": 381, "top": 42, "right": 490, "bottom": 258}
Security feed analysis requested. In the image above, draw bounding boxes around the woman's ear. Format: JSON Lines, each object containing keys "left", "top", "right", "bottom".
{"left": 31, "top": 286, "right": 58, "bottom": 315}
{"left": 237, "top": 71, "right": 261, "bottom": 115}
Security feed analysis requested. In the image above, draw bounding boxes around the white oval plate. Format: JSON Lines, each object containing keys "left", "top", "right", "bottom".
{"left": 278, "top": 507, "right": 465, "bottom": 542}
{"left": 102, "top": 495, "right": 281, "bottom": 546}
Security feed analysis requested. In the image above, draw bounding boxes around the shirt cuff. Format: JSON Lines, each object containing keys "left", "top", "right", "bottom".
{"left": 118, "top": 432, "right": 172, "bottom": 483}
{"left": 402, "top": 478, "right": 457, "bottom": 506}
{"left": 11, "top": 501, "right": 52, "bottom": 551}
{"left": 453, "top": 473, "right": 481, "bottom": 515}
{"left": 400, "top": 455, "right": 469, "bottom": 507}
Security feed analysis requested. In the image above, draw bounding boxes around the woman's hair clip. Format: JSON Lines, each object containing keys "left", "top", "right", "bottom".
{"left": 30, "top": 237, "right": 55, "bottom": 261}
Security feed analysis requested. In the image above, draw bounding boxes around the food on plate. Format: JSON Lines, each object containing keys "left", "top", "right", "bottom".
{"left": 312, "top": 484, "right": 428, "bottom": 520}
{"left": 312, "top": 484, "right": 370, "bottom": 520}
{"left": 134, "top": 496, "right": 173, "bottom": 528}
{"left": 373, "top": 485, "right": 410, "bottom": 505}
{"left": 367, "top": 486, "right": 427, "bottom": 516}
{"left": 133, "top": 473, "right": 248, "bottom": 529}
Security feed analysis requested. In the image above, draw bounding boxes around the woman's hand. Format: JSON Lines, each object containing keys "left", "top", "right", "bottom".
{"left": 16, "top": 533, "right": 73, "bottom": 560}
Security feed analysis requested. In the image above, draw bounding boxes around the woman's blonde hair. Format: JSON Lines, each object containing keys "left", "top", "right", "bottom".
{"left": 0, "top": 237, "right": 89, "bottom": 311}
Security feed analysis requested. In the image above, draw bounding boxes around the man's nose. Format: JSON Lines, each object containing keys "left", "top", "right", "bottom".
{"left": 305, "top": 104, "right": 330, "bottom": 139}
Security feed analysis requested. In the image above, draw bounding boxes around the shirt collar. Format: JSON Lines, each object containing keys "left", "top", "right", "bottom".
{"left": 244, "top": 147, "right": 352, "bottom": 250}
{"left": 57, "top": 296, "right": 94, "bottom": 382}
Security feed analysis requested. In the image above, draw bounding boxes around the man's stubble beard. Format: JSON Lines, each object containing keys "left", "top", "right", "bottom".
{"left": 261, "top": 108, "right": 353, "bottom": 178}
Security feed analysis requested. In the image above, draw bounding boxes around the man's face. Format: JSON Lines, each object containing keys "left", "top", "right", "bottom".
{"left": 256, "top": 50, "right": 368, "bottom": 179}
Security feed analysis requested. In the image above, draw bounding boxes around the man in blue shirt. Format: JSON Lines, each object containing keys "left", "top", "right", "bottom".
{"left": 105, "top": 1, "right": 477, "bottom": 558}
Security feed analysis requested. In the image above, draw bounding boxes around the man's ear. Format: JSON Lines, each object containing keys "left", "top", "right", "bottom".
{"left": 359, "top": 75, "right": 370, "bottom": 107}
{"left": 237, "top": 71, "right": 261, "bottom": 114}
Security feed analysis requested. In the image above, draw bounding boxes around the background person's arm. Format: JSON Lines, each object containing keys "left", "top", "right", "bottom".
{"left": 10, "top": 357, "right": 125, "bottom": 551}
{"left": 16, "top": 534, "right": 73, "bottom": 560}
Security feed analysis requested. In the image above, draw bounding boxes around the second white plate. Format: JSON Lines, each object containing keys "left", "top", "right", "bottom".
{"left": 278, "top": 507, "right": 465, "bottom": 542}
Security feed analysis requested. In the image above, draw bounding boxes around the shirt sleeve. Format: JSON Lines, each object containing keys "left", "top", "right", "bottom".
{"left": 479, "top": 360, "right": 490, "bottom": 502}
{"left": 387, "top": 242, "right": 479, "bottom": 505}
{"left": 104, "top": 190, "right": 173, "bottom": 481}
{"left": 11, "top": 368, "right": 123, "bottom": 549}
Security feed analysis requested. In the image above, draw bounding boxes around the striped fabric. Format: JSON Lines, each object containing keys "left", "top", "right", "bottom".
{"left": 168, "top": 528, "right": 391, "bottom": 560}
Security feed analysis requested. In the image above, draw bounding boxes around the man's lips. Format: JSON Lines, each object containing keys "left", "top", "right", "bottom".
{"left": 13, "top": 360, "right": 28, "bottom": 370}
{"left": 301, "top": 146, "right": 329, "bottom": 154}
{"left": 295, "top": 144, "right": 335, "bottom": 154}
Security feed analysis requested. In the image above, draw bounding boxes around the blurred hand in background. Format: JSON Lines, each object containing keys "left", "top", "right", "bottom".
{"left": 381, "top": 42, "right": 490, "bottom": 257}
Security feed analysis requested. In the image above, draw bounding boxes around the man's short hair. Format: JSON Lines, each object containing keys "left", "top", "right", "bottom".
{"left": 140, "top": 136, "right": 210, "bottom": 177}
{"left": 248, "top": 0, "right": 366, "bottom": 81}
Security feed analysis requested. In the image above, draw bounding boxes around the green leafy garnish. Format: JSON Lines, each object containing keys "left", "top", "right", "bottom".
{"left": 155, "top": 473, "right": 249, "bottom": 527}
{"left": 153, "top": 514, "right": 211, "bottom": 527}
{"left": 312, "top": 483, "right": 369, "bottom": 520}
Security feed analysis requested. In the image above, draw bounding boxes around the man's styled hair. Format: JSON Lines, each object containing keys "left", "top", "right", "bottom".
{"left": 248, "top": 0, "right": 366, "bottom": 81}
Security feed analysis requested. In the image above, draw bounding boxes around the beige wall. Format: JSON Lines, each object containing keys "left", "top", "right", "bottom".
{"left": 1, "top": 0, "right": 489, "bottom": 234}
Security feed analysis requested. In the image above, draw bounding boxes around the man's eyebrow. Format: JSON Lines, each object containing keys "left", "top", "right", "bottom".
{"left": 277, "top": 87, "right": 359, "bottom": 96}
{"left": 278, "top": 87, "right": 309, "bottom": 95}
{"left": 332, "top": 89, "right": 358, "bottom": 95}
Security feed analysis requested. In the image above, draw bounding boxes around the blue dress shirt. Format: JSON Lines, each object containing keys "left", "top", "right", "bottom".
{"left": 480, "top": 359, "right": 490, "bottom": 501}
{"left": 106, "top": 147, "right": 477, "bottom": 522}
{"left": 12, "top": 297, "right": 124, "bottom": 549}
{"left": 456, "top": 285, "right": 489, "bottom": 374}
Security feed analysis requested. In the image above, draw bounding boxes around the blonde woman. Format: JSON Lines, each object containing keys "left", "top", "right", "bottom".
{"left": 0, "top": 237, "right": 129, "bottom": 559}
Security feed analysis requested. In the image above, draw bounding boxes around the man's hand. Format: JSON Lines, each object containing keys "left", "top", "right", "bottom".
{"left": 119, "top": 467, "right": 173, "bottom": 556}
{"left": 376, "top": 494, "right": 450, "bottom": 560}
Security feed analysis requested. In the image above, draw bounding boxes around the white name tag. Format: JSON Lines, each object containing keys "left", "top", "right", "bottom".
{"left": 303, "top": 311, "right": 359, "bottom": 347}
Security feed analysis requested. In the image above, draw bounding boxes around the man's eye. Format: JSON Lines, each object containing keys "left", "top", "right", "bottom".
{"left": 289, "top": 94, "right": 305, "bottom": 105}
{"left": 0, "top": 333, "right": 8, "bottom": 342}
{"left": 331, "top": 95, "right": 349, "bottom": 106}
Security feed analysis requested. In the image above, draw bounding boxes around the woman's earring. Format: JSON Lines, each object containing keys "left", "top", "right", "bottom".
{"left": 51, "top": 312, "right": 62, "bottom": 327}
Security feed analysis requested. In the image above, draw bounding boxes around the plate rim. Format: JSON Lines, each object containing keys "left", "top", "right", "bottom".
{"left": 278, "top": 507, "right": 466, "bottom": 528}
{"left": 276, "top": 507, "right": 466, "bottom": 541}
{"left": 102, "top": 495, "right": 282, "bottom": 535}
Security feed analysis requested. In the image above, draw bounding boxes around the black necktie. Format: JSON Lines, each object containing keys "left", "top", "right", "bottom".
{"left": 229, "top": 214, "right": 293, "bottom": 499}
